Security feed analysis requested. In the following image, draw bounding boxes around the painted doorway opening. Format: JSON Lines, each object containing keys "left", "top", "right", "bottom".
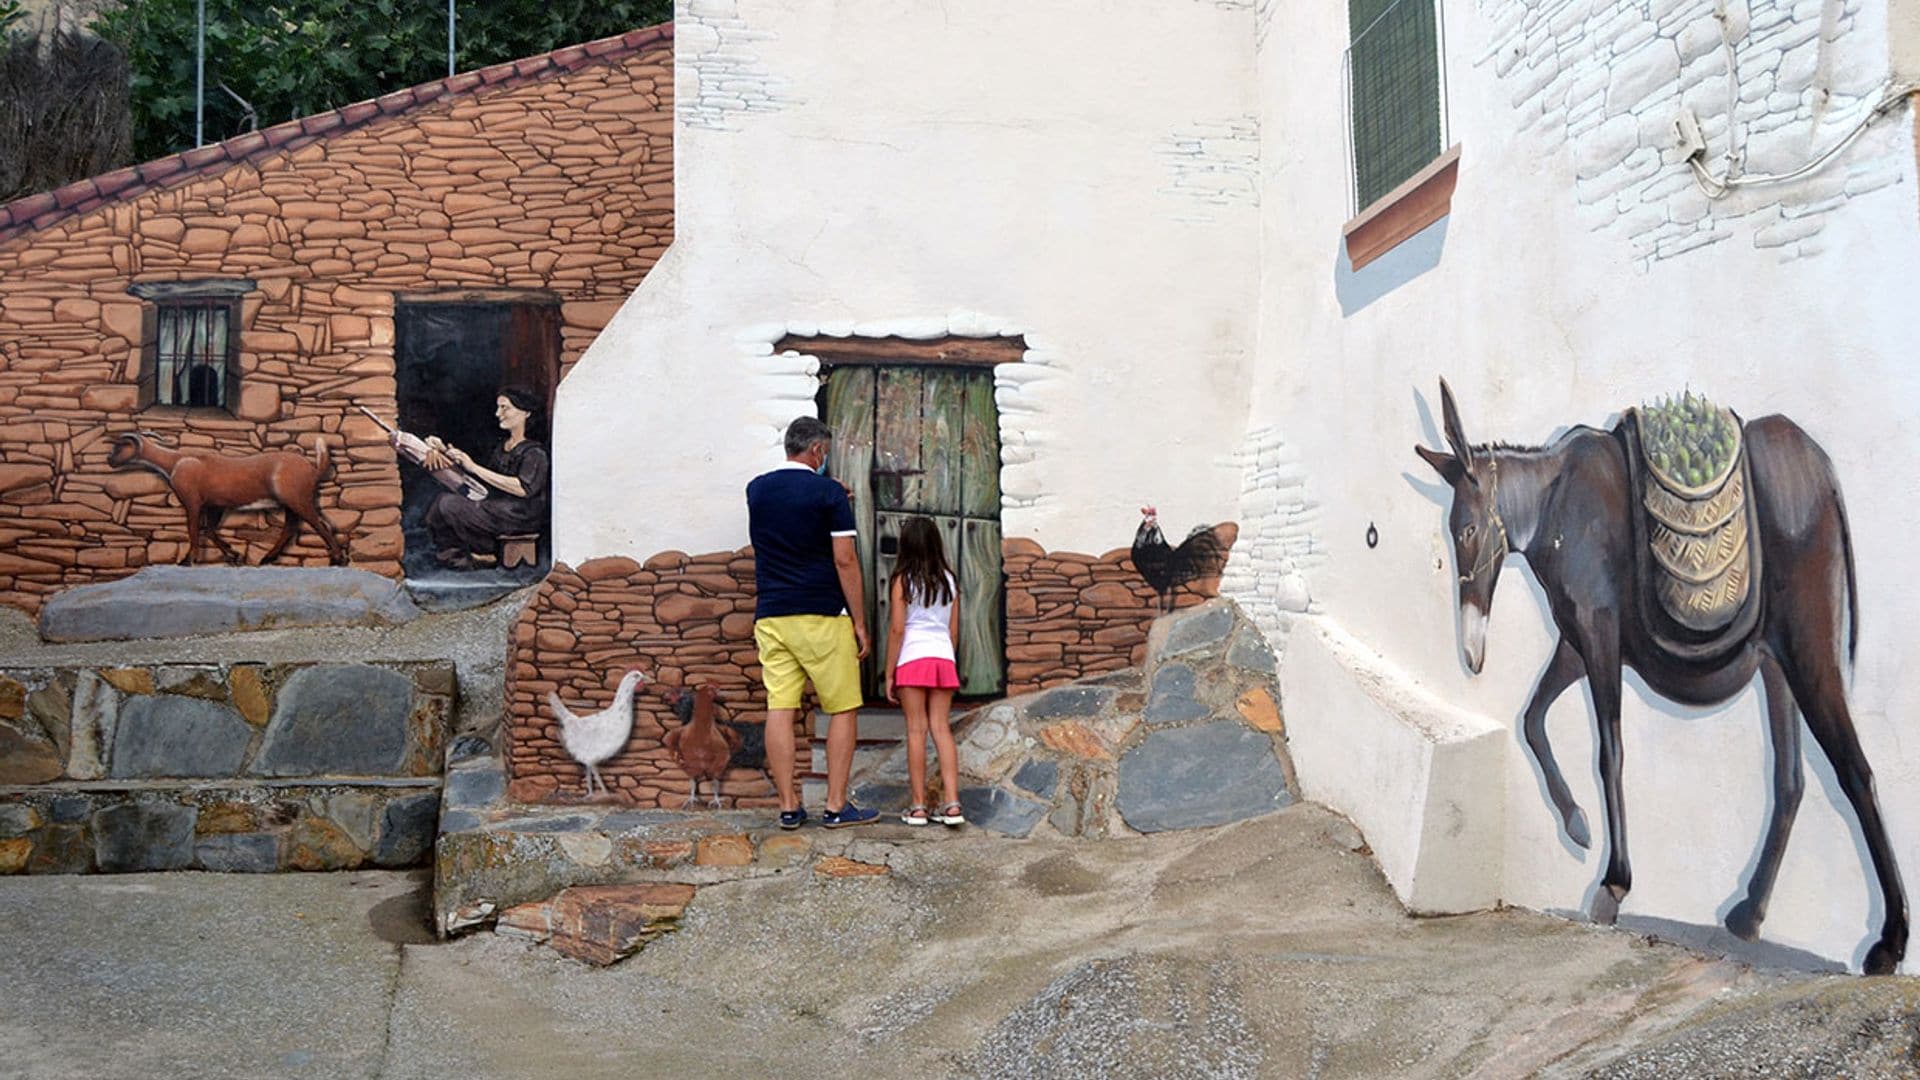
{"left": 394, "top": 297, "right": 559, "bottom": 597}
{"left": 794, "top": 334, "right": 1025, "bottom": 700}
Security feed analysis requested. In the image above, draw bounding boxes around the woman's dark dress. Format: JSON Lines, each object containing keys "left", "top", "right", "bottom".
{"left": 425, "top": 439, "right": 550, "bottom": 555}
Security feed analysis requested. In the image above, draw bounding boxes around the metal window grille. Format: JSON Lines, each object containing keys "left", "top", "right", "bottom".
{"left": 1344, "top": 0, "right": 1448, "bottom": 215}
{"left": 154, "top": 301, "right": 235, "bottom": 409}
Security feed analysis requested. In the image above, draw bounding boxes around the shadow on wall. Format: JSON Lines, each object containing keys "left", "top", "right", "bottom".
{"left": 1335, "top": 215, "right": 1449, "bottom": 317}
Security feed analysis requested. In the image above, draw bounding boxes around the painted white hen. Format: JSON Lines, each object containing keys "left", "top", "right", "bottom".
{"left": 549, "top": 668, "right": 649, "bottom": 798}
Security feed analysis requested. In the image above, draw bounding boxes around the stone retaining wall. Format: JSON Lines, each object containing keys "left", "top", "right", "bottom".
{"left": 503, "top": 536, "right": 1232, "bottom": 808}
{"left": 0, "top": 31, "right": 673, "bottom": 615}
{"left": 856, "top": 598, "right": 1289, "bottom": 840}
{"left": 0, "top": 661, "right": 453, "bottom": 785}
{"left": 0, "top": 660, "right": 455, "bottom": 873}
{"left": 0, "top": 781, "right": 441, "bottom": 874}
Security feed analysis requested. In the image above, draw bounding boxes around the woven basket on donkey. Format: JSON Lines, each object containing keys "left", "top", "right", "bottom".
{"left": 1638, "top": 415, "right": 1751, "bottom": 633}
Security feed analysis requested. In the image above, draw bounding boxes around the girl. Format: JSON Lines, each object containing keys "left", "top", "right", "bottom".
{"left": 883, "top": 516, "right": 965, "bottom": 826}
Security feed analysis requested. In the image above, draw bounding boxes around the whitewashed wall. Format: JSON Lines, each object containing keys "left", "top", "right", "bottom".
{"left": 1239, "top": 0, "right": 1920, "bottom": 971}
{"left": 556, "top": 0, "right": 1260, "bottom": 563}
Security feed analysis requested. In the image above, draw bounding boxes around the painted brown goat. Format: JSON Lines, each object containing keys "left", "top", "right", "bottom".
{"left": 106, "top": 431, "right": 347, "bottom": 566}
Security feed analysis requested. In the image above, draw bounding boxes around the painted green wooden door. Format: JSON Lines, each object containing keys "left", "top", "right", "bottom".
{"left": 823, "top": 365, "right": 1003, "bottom": 697}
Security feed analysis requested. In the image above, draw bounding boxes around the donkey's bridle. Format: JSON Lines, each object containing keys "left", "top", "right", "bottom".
{"left": 1457, "top": 457, "right": 1510, "bottom": 586}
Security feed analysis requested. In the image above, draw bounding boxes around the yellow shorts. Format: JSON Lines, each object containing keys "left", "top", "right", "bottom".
{"left": 753, "top": 614, "right": 863, "bottom": 715}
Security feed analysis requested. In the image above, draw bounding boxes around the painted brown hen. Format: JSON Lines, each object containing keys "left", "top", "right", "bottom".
{"left": 664, "top": 684, "right": 741, "bottom": 809}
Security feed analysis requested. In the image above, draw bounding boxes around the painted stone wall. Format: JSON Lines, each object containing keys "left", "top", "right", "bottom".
{"left": 503, "top": 536, "right": 1234, "bottom": 807}
{"left": 1001, "top": 538, "right": 1227, "bottom": 696}
{"left": 0, "top": 28, "right": 673, "bottom": 615}
{"left": 1478, "top": 0, "right": 1896, "bottom": 270}
{"left": 505, "top": 551, "right": 785, "bottom": 808}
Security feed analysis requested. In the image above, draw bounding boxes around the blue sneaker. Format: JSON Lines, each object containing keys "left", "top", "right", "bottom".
{"left": 821, "top": 803, "right": 879, "bottom": 829}
{"left": 779, "top": 808, "right": 809, "bottom": 830}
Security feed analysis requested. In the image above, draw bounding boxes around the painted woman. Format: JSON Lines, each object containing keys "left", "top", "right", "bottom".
{"left": 420, "top": 385, "right": 550, "bottom": 570}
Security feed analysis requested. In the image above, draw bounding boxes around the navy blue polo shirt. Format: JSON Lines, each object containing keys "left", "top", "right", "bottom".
{"left": 746, "top": 461, "right": 858, "bottom": 619}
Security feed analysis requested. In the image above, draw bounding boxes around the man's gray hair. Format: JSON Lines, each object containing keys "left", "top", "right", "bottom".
{"left": 785, "top": 416, "right": 834, "bottom": 457}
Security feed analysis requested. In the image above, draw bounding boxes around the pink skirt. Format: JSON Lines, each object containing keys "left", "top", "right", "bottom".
{"left": 894, "top": 657, "right": 960, "bottom": 689}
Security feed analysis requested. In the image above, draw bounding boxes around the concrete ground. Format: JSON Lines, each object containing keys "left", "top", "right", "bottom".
{"left": 4, "top": 803, "right": 1918, "bottom": 1080}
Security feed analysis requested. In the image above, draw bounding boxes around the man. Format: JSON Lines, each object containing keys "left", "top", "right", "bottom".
{"left": 747, "top": 416, "right": 879, "bottom": 829}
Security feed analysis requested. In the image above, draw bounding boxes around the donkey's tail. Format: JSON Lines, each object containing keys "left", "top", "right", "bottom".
{"left": 1836, "top": 485, "right": 1860, "bottom": 669}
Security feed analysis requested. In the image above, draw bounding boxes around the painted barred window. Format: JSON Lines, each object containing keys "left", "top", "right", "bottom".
{"left": 1347, "top": 0, "right": 1444, "bottom": 212}
{"left": 129, "top": 280, "right": 252, "bottom": 411}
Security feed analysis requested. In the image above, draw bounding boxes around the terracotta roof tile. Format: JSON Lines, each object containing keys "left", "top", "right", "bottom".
{"left": 178, "top": 145, "right": 227, "bottom": 168}
{"left": 93, "top": 168, "right": 140, "bottom": 198}
{"left": 223, "top": 131, "right": 267, "bottom": 157}
{"left": 301, "top": 112, "right": 344, "bottom": 136}
{"left": 137, "top": 158, "right": 185, "bottom": 181}
{"left": 0, "top": 21, "right": 672, "bottom": 246}
{"left": 9, "top": 192, "right": 56, "bottom": 220}
{"left": 52, "top": 181, "right": 99, "bottom": 208}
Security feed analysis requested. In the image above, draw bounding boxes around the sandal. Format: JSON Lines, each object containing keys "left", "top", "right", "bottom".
{"left": 935, "top": 802, "right": 965, "bottom": 827}
{"left": 901, "top": 805, "right": 929, "bottom": 826}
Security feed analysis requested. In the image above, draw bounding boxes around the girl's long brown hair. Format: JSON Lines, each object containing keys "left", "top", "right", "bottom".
{"left": 895, "top": 516, "right": 954, "bottom": 607}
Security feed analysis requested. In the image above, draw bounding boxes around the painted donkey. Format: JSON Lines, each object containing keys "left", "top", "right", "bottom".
{"left": 1415, "top": 378, "right": 1905, "bottom": 974}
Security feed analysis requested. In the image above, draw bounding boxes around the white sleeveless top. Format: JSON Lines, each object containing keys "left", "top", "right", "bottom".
{"left": 896, "top": 573, "right": 956, "bottom": 667}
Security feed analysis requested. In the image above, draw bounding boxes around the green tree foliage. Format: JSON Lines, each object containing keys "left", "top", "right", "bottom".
{"left": 0, "top": 2, "right": 26, "bottom": 34}
{"left": 95, "top": 0, "right": 671, "bottom": 162}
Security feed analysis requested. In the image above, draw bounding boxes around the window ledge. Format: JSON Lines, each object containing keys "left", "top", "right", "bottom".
{"left": 136, "top": 404, "right": 238, "bottom": 419}
{"left": 1343, "top": 145, "right": 1461, "bottom": 272}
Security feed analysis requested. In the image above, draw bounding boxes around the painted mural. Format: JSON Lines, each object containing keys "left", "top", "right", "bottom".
{"left": 502, "top": 505, "right": 1242, "bottom": 809}
{"left": 1415, "top": 378, "right": 1905, "bottom": 975}
{"left": 0, "top": 27, "right": 673, "bottom": 617}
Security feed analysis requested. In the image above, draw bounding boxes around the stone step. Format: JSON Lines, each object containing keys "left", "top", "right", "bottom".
{"left": 810, "top": 707, "right": 908, "bottom": 740}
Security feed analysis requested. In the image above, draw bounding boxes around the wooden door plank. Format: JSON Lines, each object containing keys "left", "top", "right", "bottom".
{"left": 921, "top": 368, "right": 967, "bottom": 515}
{"left": 958, "top": 517, "right": 1005, "bottom": 695}
{"left": 823, "top": 367, "right": 878, "bottom": 642}
{"left": 874, "top": 368, "right": 925, "bottom": 512}
{"left": 961, "top": 373, "right": 1001, "bottom": 517}
{"left": 871, "top": 511, "right": 910, "bottom": 694}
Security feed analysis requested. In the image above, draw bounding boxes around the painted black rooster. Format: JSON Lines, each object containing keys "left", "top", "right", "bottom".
{"left": 1130, "top": 506, "right": 1238, "bottom": 612}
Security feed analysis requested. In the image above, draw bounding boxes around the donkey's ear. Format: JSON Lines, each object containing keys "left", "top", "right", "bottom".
{"left": 1415, "top": 444, "right": 1465, "bottom": 486}
{"left": 1438, "top": 378, "right": 1476, "bottom": 472}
